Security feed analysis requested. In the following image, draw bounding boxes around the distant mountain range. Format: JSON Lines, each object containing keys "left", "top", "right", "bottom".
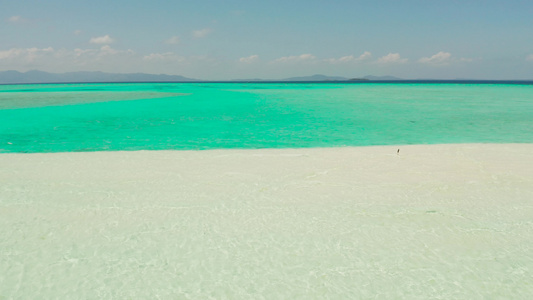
{"left": 0, "top": 70, "right": 403, "bottom": 84}
{"left": 279, "top": 74, "right": 402, "bottom": 81}
{"left": 360, "top": 75, "right": 403, "bottom": 81}
{"left": 281, "top": 74, "right": 352, "bottom": 81}
{"left": 0, "top": 70, "right": 198, "bottom": 84}
{"left": 231, "top": 74, "right": 403, "bottom": 82}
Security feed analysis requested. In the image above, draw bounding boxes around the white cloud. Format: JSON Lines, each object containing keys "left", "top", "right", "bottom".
{"left": 165, "top": 36, "right": 180, "bottom": 45}
{"left": 325, "top": 51, "right": 373, "bottom": 64}
{"left": 142, "top": 53, "right": 217, "bottom": 71}
{"left": 192, "top": 28, "right": 212, "bottom": 38}
{"left": 74, "top": 30, "right": 82, "bottom": 35}
{"left": 357, "top": 51, "right": 372, "bottom": 61}
{"left": 419, "top": 51, "right": 452, "bottom": 66}
{"left": 6, "top": 15, "right": 26, "bottom": 24}
{"left": 0, "top": 47, "right": 54, "bottom": 62}
{"left": 239, "top": 55, "right": 259, "bottom": 63}
{"left": 273, "top": 53, "right": 316, "bottom": 63}
{"left": 377, "top": 53, "right": 407, "bottom": 64}
{"left": 73, "top": 48, "right": 95, "bottom": 57}
{"left": 325, "top": 55, "right": 355, "bottom": 64}
{"left": 0, "top": 46, "right": 137, "bottom": 72}
{"left": 526, "top": 54, "right": 533, "bottom": 62}
{"left": 98, "top": 45, "right": 123, "bottom": 56}
{"left": 72, "top": 46, "right": 133, "bottom": 58}
{"left": 143, "top": 52, "right": 185, "bottom": 62}
{"left": 89, "top": 35, "right": 114, "bottom": 44}
{"left": 0, "top": 45, "right": 207, "bottom": 74}
{"left": 0, "top": 44, "right": 213, "bottom": 77}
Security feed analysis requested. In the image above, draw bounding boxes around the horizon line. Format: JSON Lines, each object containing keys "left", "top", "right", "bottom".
{"left": 1, "top": 69, "right": 533, "bottom": 83}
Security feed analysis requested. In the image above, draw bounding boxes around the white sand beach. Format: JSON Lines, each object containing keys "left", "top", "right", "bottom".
{"left": 1, "top": 144, "right": 532, "bottom": 299}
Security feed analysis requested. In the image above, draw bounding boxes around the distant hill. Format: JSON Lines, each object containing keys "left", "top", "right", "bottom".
{"left": 0, "top": 70, "right": 197, "bottom": 84}
{"left": 282, "top": 74, "right": 403, "bottom": 81}
{"left": 362, "top": 75, "right": 403, "bottom": 81}
{"left": 230, "top": 78, "right": 264, "bottom": 82}
{"left": 282, "top": 74, "right": 349, "bottom": 81}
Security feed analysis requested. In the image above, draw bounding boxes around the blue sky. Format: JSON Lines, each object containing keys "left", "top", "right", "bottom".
{"left": 1, "top": 0, "right": 532, "bottom": 79}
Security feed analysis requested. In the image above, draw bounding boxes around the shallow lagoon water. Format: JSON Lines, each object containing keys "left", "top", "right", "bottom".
{"left": 1, "top": 82, "right": 532, "bottom": 152}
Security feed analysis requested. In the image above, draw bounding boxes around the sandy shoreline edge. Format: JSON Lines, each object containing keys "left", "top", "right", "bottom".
{"left": 1, "top": 143, "right": 532, "bottom": 298}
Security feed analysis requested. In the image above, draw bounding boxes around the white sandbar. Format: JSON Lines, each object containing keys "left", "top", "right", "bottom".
{"left": 1, "top": 144, "right": 532, "bottom": 298}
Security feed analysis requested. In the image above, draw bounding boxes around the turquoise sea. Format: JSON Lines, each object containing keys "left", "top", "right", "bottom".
{"left": 0, "top": 82, "right": 532, "bottom": 153}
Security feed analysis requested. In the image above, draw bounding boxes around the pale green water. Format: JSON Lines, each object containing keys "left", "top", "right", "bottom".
{"left": 1, "top": 82, "right": 532, "bottom": 153}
